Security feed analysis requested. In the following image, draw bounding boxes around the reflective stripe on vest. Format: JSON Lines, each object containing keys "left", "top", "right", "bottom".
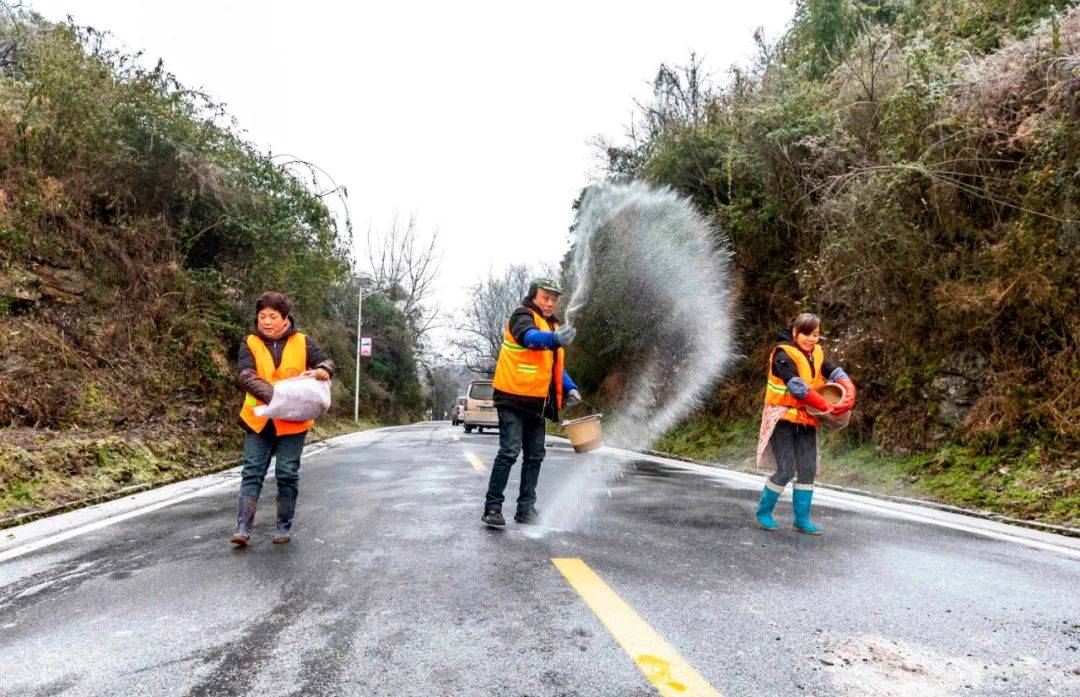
{"left": 763, "top": 343, "right": 825, "bottom": 427}
{"left": 239, "top": 332, "right": 314, "bottom": 435}
{"left": 492, "top": 310, "right": 565, "bottom": 411}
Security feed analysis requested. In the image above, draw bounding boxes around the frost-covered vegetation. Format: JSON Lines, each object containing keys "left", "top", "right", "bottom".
{"left": 0, "top": 9, "right": 423, "bottom": 519}
{"left": 576, "top": 1, "right": 1079, "bottom": 524}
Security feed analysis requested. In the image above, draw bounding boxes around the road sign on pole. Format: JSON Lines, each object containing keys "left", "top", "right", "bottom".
{"left": 360, "top": 337, "right": 373, "bottom": 357}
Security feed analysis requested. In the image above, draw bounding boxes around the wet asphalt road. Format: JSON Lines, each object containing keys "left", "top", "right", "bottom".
{"left": 1, "top": 422, "right": 1078, "bottom": 696}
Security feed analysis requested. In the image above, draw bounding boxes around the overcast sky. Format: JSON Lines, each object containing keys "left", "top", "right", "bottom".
{"left": 29, "top": 0, "right": 795, "bottom": 344}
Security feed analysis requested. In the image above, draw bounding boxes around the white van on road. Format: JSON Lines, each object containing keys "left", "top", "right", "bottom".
{"left": 463, "top": 380, "right": 498, "bottom": 434}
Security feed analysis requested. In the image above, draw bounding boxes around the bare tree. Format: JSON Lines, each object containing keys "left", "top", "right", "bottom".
{"left": 643, "top": 52, "right": 714, "bottom": 132}
{"left": 454, "top": 264, "right": 537, "bottom": 375}
{"left": 835, "top": 22, "right": 896, "bottom": 150}
{"left": 594, "top": 52, "right": 717, "bottom": 180}
{"left": 365, "top": 213, "right": 442, "bottom": 345}
{"left": 0, "top": 3, "right": 30, "bottom": 72}
{"left": 423, "top": 359, "right": 471, "bottom": 419}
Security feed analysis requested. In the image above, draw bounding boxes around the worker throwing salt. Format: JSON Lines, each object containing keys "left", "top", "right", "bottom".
{"left": 754, "top": 313, "right": 856, "bottom": 535}
{"left": 230, "top": 291, "right": 334, "bottom": 546}
{"left": 482, "top": 278, "right": 582, "bottom": 528}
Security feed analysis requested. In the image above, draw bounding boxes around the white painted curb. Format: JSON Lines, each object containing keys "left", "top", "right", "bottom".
{"left": 0, "top": 427, "right": 387, "bottom": 562}
{"left": 555, "top": 436, "right": 1080, "bottom": 561}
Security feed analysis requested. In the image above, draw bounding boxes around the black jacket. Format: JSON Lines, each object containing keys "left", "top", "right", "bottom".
{"left": 237, "top": 317, "right": 334, "bottom": 415}
{"left": 493, "top": 299, "right": 563, "bottom": 422}
{"left": 770, "top": 329, "right": 839, "bottom": 383}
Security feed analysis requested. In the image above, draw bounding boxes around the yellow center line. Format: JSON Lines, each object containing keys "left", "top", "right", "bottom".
{"left": 463, "top": 450, "right": 486, "bottom": 471}
{"left": 552, "top": 558, "right": 723, "bottom": 697}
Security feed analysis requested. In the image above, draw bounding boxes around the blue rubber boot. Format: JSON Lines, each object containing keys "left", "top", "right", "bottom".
{"left": 754, "top": 483, "right": 782, "bottom": 531}
{"left": 792, "top": 486, "right": 823, "bottom": 535}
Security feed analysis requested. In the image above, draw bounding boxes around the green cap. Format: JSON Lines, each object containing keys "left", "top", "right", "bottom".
{"left": 530, "top": 277, "right": 562, "bottom": 295}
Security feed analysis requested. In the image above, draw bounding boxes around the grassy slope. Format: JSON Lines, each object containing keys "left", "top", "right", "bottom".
{"left": 597, "top": 4, "right": 1080, "bottom": 530}
{"left": 653, "top": 415, "right": 1079, "bottom": 527}
{"left": 0, "top": 416, "right": 381, "bottom": 526}
{"left": 0, "top": 15, "right": 423, "bottom": 526}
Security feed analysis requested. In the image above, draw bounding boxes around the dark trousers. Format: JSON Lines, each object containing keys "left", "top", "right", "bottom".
{"left": 768, "top": 420, "right": 817, "bottom": 487}
{"left": 484, "top": 407, "right": 547, "bottom": 513}
{"left": 239, "top": 427, "right": 307, "bottom": 501}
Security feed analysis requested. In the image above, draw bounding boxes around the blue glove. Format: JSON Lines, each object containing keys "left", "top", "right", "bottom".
{"left": 522, "top": 325, "right": 576, "bottom": 349}
{"left": 523, "top": 329, "right": 560, "bottom": 350}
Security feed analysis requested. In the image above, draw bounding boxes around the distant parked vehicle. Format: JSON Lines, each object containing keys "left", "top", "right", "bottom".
{"left": 451, "top": 396, "right": 466, "bottom": 426}
{"left": 463, "top": 380, "right": 498, "bottom": 433}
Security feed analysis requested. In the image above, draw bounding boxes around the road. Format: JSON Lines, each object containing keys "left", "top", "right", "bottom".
{"left": 1, "top": 422, "right": 1077, "bottom": 696}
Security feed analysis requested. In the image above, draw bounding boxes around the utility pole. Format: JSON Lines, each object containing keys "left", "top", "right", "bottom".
{"left": 353, "top": 273, "right": 379, "bottom": 423}
{"left": 354, "top": 276, "right": 363, "bottom": 423}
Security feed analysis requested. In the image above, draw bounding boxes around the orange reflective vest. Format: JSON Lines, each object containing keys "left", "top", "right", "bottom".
{"left": 763, "top": 343, "right": 825, "bottom": 427}
{"left": 239, "top": 333, "right": 314, "bottom": 435}
{"left": 492, "top": 310, "right": 565, "bottom": 411}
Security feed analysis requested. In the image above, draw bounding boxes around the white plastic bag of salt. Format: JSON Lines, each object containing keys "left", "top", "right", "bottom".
{"left": 253, "top": 376, "right": 331, "bottom": 422}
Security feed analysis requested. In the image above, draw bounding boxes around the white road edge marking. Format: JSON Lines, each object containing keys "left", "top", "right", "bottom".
{"left": 572, "top": 437, "right": 1080, "bottom": 561}
{"left": 0, "top": 477, "right": 238, "bottom": 563}
{"left": 4, "top": 423, "right": 1076, "bottom": 562}
{"left": 0, "top": 431, "right": 368, "bottom": 562}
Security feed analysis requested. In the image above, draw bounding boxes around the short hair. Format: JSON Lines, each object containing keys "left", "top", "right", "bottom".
{"left": 791, "top": 312, "right": 821, "bottom": 337}
{"left": 255, "top": 291, "right": 291, "bottom": 318}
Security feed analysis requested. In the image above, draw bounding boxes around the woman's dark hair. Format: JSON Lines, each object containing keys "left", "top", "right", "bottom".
{"left": 791, "top": 312, "right": 821, "bottom": 337}
{"left": 255, "top": 291, "right": 291, "bottom": 318}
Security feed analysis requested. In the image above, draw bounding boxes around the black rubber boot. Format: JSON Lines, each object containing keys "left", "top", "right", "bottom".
{"left": 272, "top": 497, "right": 296, "bottom": 544}
{"left": 514, "top": 507, "right": 541, "bottom": 525}
{"left": 230, "top": 496, "right": 257, "bottom": 546}
{"left": 482, "top": 508, "right": 505, "bottom": 529}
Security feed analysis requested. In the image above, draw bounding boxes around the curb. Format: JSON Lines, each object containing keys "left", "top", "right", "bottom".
{"left": 640, "top": 448, "right": 1080, "bottom": 539}
{"left": 0, "top": 426, "right": 366, "bottom": 532}
{"left": 540, "top": 434, "right": 1080, "bottom": 556}
{"left": 0, "top": 429, "right": 366, "bottom": 558}
{"left": 0, "top": 457, "right": 242, "bottom": 531}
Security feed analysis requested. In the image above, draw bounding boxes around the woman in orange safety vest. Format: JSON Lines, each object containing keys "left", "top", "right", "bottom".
{"left": 230, "top": 291, "right": 334, "bottom": 547}
{"left": 754, "top": 313, "right": 856, "bottom": 535}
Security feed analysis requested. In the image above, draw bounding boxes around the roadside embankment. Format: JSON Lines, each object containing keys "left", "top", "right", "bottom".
{"left": 652, "top": 415, "right": 1079, "bottom": 530}
{"left": 0, "top": 418, "right": 380, "bottom": 529}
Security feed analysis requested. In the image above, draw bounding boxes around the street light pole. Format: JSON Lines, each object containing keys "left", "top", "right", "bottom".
{"left": 353, "top": 276, "right": 381, "bottom": 424}
{"left": 354, "top": 279, "right": 363, "bottom": 423}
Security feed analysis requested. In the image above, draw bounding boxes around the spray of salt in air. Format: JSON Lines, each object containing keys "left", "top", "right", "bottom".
{"left": 536, "top": 181, "right": 736, "bottom": 534}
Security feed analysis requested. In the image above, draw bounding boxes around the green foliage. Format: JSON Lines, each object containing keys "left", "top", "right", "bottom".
{"left": 357, "top": 292, "right": 424, "bottom": 422}
{"left": 650, "top": 414, "right": 1079, "bottom": 525}
{"left": 653, "top": 416, "right": 759, "bottom": 462}
{"left": 0, "top": 10, "right": 423, "bottom": 432}
{"left": 786, "top": 0, "right": 866, "bottom": 78}
{"left": 0, "top": 417, "right": 381, "bottom": 520}
{"left": 587, "top": 1, "right": 1079, "bottom": 471}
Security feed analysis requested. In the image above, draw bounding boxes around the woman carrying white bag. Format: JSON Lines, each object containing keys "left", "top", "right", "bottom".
{"left": 231, "top": 291, "right": 334, "bottom": 547}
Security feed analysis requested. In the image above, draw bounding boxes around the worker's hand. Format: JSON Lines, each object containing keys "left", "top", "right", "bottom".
{"left": 801, "top": 389, "right": 832, "bottom": 413}
{"left": 831, "top": 377, "right": 856, "bottom": 415}
{"left": 555, "top": 324, "right": 577, "bottom": 347}
{"left": 302, "top": 368, "right": 331, "bottom": 381}
{"left": 565, "top": 389, "right": 583, "bottom": 407}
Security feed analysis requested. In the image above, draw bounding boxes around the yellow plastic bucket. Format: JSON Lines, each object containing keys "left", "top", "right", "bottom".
{"left": 562, "top": 413, "right": 603, "bottom": 453}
